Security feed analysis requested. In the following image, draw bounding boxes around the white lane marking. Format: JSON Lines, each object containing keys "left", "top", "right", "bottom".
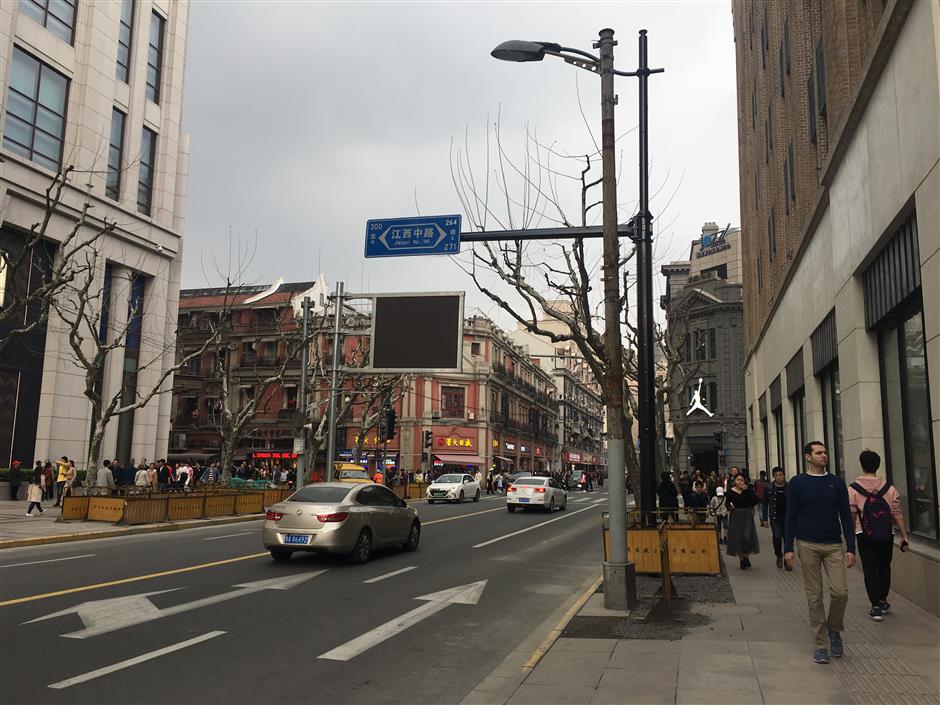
{"left": 591, "top": 498, "right": 606, "bottom": 504}
{"left": 48, "top": 631, "right": 226, "bottom": 689}
{"left": 363, "top": 566, "right": 417, "bottom": 584}
{"left": 0, "top": 554, "right": 95, "bottom": 569}
{"left": 319, "top": 580, "right": 486, "bottom": 661}
{"left": 202, "top": 532, "right": 254, "bottom": 541}
{"left": 472, "top": 505, "right": 598, "bottom": 548}
{"left": 26, "top": 572, "right": 324, "bottom": 638}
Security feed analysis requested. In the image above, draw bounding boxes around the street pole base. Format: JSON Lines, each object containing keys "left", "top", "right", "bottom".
{"left": 603, "top": 560, "right": 638, "bottom": 611}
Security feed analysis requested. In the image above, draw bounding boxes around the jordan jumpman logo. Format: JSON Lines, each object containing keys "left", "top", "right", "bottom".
{"left": 687, "top": 377, "right": 715, "bottom": 417}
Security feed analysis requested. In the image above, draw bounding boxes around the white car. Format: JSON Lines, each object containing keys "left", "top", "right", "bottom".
{"left": 507, "top": 476, "right": 567, "bottom": 512}
{"left": 426, "top": 473, "right": 481, "bottom": 504}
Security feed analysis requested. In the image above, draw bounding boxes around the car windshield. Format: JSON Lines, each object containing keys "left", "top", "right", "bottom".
{"left": 513, "top": 478, "right": 547, "bottom": 486}
{"left": 287, "top": 486, "right": 351, "bottom": 503}
{"left": 338, "top": 469, "right": 369, "bottom": 479}
{"left": 435, "top": 474, "right": 463, "bottom": 484}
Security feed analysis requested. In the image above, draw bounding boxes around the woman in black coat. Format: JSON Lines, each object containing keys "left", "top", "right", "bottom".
{"left": 725, "top": 474, "right": 760, "bottom": 569}
{"left": 656, "top": 472, "right": 680, "bottom": 523}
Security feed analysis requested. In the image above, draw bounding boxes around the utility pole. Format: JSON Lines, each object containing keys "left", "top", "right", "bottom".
{"left": 596, "top": 28, "right": 635, "bottom": 612}
{"left": 324, "top": 281, "right": 345, "bottom": 481}
{"left": 296, "top": 296, "right": 312, "bottom": 491}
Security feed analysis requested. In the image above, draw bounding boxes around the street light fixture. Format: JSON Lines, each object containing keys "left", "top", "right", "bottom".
{"left": 492, "top": 28, "right": 662, "bottom": 611}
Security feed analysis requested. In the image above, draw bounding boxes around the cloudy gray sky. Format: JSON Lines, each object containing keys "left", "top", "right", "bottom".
{"left": 181, "top": 1, "right": 740, "bottom": 327}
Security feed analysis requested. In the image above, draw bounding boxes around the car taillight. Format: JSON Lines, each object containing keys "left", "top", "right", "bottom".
{"left": 316, "top": 512, "right": 349, "bottom": 522}
{"left": 265, "top": 510, "right": 284, "bottom": 521}
{"left": 508, "top": 486, "right": 517, "bottom": 492}
{"left": 534, "top": 488, "right": 546, "bottom": 493}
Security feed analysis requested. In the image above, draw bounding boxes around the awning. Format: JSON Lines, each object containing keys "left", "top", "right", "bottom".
{"left": 493, "top": 455, "right": 513, "bottom": 463}
{"left": 434, "top": 453, "right": 486, "bottom": 466}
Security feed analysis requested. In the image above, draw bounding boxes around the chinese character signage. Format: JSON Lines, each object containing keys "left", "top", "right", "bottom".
{"left": 365, "top": 215, "right": 462, "bottom": 258}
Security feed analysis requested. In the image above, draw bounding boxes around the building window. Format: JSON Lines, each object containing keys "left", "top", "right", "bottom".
{"left": 787, "top": 142, "right": 796, "bottom": 202}
{"left": 146, "top": 11, "right": 165, "bottom": 103}
{"left": 3, "top": 47, "right": 69, "bottom": 172}
{"left": 694, "top": 330, "right": 706, "bottom": 361}
{"left": 137, "top": 127, "right": 157, "bottom": 215}
{"left": 754, "top": 170, "right": 759, "bottom": 210}
{"left": 768, "top": 209, "right": 776, "bottom": 262}
{"left": 816, "top": 39, "right": 827, "bottom": 117}
{"left": 783, "top": 17, "right": 791, "bottom": 74}
{"left": 760, "top": 15, "right": 768, "bottom": 69}
{"left": 19, "top": 0, "right": 75, "bottom": 44}
{"left": 761, "top": 417, "right": 771, "bottom": 474}
{"left": 441, "top": 386, "right": 465, "bottom": 418}
{"left": 707, "top": 382, "right": 718, "bottom": 412}
{"left": 471, "top": 342, "right": 481, "bottom": 356}
{"left": 807, "top": 76, "right": 817, "bottom": 145}
{"left": 791, "top": 391, "right": 806, "bottom": 473}
{"left": 116, "top": 0, "right": 135, "bottom": 82}
{"left": 783, "top": 157, "right": 790, "bottom": 215}
{"left": 778, "top": 43, "right": 785, "bottom": 98}
{"left": 757, "top": 253, "right": 763, "bottom": 289}
{"left": 751, "top": 85, "right": 756, "bottom": 129}
{"left": 879, "top": 300, "right": 937, "bottom": 539}
{"left": 773, "top": 406, "right": 785, "bottom": 468}
{"left": 106, "top": 108, "right": 126, "bottom": 200}
{"left": 708, "top": 328, "right": 717, "bottom": 359}
{"left": 820, "top": 364, "right": 844, "bottom": 477}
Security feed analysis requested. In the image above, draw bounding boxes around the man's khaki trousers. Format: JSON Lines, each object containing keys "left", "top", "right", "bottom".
{"left": 797, "top": 540, "right": 848, "bottom": 648}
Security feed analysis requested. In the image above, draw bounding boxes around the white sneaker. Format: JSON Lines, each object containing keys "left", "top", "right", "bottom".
{"left": 26, "top": 512, "right": 32, "bottom": 516}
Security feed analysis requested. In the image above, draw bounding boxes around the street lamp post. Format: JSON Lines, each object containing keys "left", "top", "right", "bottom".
{"left": 492, "top": 28, "right": 662, "bottom": 610}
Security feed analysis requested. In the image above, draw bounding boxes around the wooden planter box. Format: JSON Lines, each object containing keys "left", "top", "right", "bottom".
{"left": 204, "top": 493, "right": 237, "bottom": 517}
{"left": 601, "top": 513, "right": 721, "bottom": 575}
{"left": 407, "top": 483, "right": 426, "bottom": 500}
{"left": 168, "top": 494, "right": 206, "bottom": 521}
{"left": 235, "top": 492, "right": 264, "bottom": 514}
{"left": 122, "top": 497, "right": 168, "bottom": 525}
{"left": 58, "top": 495, "right": 90, "bottom": 522}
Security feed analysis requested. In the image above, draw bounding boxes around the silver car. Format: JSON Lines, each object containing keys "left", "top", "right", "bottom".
{"left": 262, "top": 482, "right": 420, "bottom": 564}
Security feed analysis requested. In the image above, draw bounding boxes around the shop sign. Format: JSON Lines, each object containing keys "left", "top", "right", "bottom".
{"left": 519, "top": 445, "right": 528, "bottom": 453}
{"left": 436, "top": 436, "right": 474, "bottom": 449}
{"left": 535, "top": 447, "right": 543, "bottom": 456}
{"left": 249, "top": 451, "right": 297, "bottom": 460}
{"left": 492, "top": 439, "right": 499, "bottom": 448}
{"left": 565, "top": 451, "right": 581, "bottom": 463}
{"left": 697, "top": 241, "right": 731, "bottom": 258}
{"left": 351, "top": 432, "right": 399, "bottom": 449}
{"left": 505, "top": 442, "right": 516, "bottom": 451}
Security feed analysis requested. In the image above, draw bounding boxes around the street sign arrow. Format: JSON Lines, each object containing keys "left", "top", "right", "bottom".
{"left": 318, "top": 579, "right": 487, "bottom": 661}
{"left": 25, "top": 571, "right": 326, "bottom": 639}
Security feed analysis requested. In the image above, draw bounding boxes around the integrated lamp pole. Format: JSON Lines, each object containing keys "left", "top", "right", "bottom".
{"left": 491, "top": 29, "right": 663, "bottom": 610}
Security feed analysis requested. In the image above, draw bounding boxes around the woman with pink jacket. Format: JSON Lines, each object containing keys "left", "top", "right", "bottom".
{"left": 848, "top": 450, "right": 910, "bottom": 622}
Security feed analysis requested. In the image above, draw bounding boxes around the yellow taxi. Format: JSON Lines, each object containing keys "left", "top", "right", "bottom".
{"left": 333, "top": 462, "right": 373, "bottom": 483}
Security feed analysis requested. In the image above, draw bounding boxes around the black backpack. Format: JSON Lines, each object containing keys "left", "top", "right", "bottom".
{"left": 851, "top": 482, "right": 893, "bottom": 541}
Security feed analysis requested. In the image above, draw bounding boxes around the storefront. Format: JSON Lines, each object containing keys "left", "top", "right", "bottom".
{"left": 432, "top": 427, "right": 484, "bottom": 474}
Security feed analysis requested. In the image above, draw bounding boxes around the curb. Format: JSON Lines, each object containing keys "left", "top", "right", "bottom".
{"left": 0, "top": 514, "right": 264, "bottom": 550}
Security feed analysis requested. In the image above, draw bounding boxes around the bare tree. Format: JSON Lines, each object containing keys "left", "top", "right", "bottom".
{"left": 0, "top": 166, "right": 113, "bottom": 355}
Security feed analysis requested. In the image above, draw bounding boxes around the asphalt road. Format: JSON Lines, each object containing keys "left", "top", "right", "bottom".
{"left": 0, "top": 488, "right": 615, "bottom": 705}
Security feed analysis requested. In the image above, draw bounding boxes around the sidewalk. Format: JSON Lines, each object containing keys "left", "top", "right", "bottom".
{"left": 467, "top": 523, "right": 940, "bottom": 705}
{"left": 0, "top": 499, "right": 262, "bottom": 548}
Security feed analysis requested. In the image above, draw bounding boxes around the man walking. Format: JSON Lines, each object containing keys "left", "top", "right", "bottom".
{"left": 96, "top": 460, "right": 117, "bottom": 496}
{"left": 8, "top": 460, "right": 23, "bottom": 501}
{"left": 848, "top": 450, "right": 909, "bottom": 621}
{"left": 53, "top": 456, "right": 69, "bottom": 506}
{"left": 754, "top": 470, "right": 770, "bottom": 526}
{"left": 767, "top": 467, "right": 789, "bottom": 569}
{"left": 784, "top": 441, "right": 855, "bottom": 665}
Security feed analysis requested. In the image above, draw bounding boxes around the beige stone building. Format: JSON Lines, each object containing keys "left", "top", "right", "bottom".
{"left": 732, "top": 0, "right": 939, "bottom": 613}
{"left": 1, "top": 0, "right": 191, "bottom": 469}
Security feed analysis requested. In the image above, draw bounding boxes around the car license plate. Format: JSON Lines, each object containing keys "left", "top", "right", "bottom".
{"left": 518, "top": 498, "right": 529, "bottom": 503}
{"left": 284, "top": 534, "right": 309, "bottom": 545}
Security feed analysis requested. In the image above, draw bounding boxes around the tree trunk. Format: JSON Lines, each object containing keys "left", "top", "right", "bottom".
{"left": 84, "top": 426, "right": 105, "bottom": 488}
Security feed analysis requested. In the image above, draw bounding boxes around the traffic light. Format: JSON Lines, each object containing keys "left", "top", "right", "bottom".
{"left": 713, "top": 430, "right": 724, "bottom": 446}
{"left": 385, "top": 409, "right": 397, "bottom": 439}
{"left": 423, "top": 430, "right": 432, "bottom": 448}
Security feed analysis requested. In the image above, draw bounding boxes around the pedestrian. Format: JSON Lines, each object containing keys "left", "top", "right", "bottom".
{"left": 8, "top": 460, "right": 23, "bottom": 501}
{"left": 135, "top": 464, "right": 150, "bottom": 487}
{"left": 64, "top": 460, "right": 76, "bottom": 500}
{"left": 372, "top": 468, "right": 384, "bottom": 485}
{"left": 678, "top": 471, "right": 693, "bottom": 509}
{"left": 656, "top": 472, "right": 680, "bottom": 523}
{"left": 708, "top": 486, "right": 729, "bottom": 543}
{"left": 754, "top": 470, "right": 770, "bottom": 526}
{"left": 26, "top": 471, "right": 44, "bottom": 516}
{"left": 725, "top": 473, "right": 760, "bottom": 569}
{"left": 688, "top": 480, "right": 710, "bottom": 515}
{"left": 156, "top": 460, "right": 171, "bottom": 492}
{"left": 52, "top": 456, "right": 69, "bottom": 506}
{"left": 147, "top": 462, "right": 158, "bottom": 489}
{"left": 706, "top": 471, "right": 719, "bottom": 498}
{"left": 496, "top": 472, "right": 504, "bottom": 494}
{"left": 41, "top": 461, "right": 54, "bottom": 501}
{"left": 848, "top": 449, "right": 909, "bottom": 622}
{"left": 783, "top": 441, "right": 856, "bottom": 665}
{"left": 475, "top": 469, "right": 484, "bottom": 493}
{"left": 767, "top": 467, "right": 790, "bottom": 570}
{"left": 96, "top": 460, "right": 117, "bottom": 496}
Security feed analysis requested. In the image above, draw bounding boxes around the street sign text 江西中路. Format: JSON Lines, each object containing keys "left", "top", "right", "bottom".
{"left": 364, "top": 215, "right": 461, "bottom": 258}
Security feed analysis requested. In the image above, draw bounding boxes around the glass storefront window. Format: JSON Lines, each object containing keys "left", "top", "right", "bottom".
{"left": 791, "top": 392, "right": 805, "bottom": 474}
{"left": 879, "top": 305, "right": 938, "bottom": 539}
{"left": 820, "top": 365, "right": 844, "bottom": 477}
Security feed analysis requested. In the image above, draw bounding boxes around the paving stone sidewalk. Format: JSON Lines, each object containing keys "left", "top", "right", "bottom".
{"left": 467, "top": 523, "right": 940, "bottom": 705}
{"left": 0, "top": 499, "right": 261, "bottom": 546}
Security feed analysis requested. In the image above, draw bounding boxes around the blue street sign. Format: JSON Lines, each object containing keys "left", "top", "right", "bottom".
{"left": 364, "top": 215, "right": 461, "bottom": 258}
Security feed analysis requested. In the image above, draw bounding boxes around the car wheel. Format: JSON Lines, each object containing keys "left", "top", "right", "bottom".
{"left": 473, "top": 490, "right": 480, "bottom": 502}
{"left": 270, "top": 549, "right": 292, "bottom": 562}
{"left": 457, "top": 491, "right": 464, "bottom": 504}
{"left": 561, "top": 496, "right": 567, "bottom": 511}
{"left": 547, "top": 498, "right": 555, "bottom": 513}
{"left": 348, "top": 529, "right": 372, "bottom": 564}
{"left": 403, "top": 521, "right": 420, "bottom": 551}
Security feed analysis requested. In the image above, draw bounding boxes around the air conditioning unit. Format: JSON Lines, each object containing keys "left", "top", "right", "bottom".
{"left": 468, "top": 412, "right": 476, "bottom": 420}
{"left": 431, "top": 410, "right": 442, "bottom": 419}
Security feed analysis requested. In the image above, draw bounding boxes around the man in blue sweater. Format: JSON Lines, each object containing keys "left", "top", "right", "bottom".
{"left": 784, "top": 441, "right": 856, "bottom": 664}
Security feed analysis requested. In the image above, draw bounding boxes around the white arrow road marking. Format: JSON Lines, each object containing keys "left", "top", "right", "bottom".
{"left": 48, "top": 631, "right": 226, "bottom": 689}
{"left": 318, "top": 580, "right": 487, "bottom": 661}
{"left": 25, "top": 571, "right": 324, "bottom": 639}
{"left": 472, "top": 505, "right": 598, "bottom": 548}
{"left": 1, "top": 554, "right": 95, "bottom": 568}
{"left": 592, "top": 498, "right": 607, "bottom": 504}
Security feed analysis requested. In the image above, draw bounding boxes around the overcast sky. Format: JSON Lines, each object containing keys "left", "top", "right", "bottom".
{"left": 181, "top": 1, "right": 740, "bottom": 328}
